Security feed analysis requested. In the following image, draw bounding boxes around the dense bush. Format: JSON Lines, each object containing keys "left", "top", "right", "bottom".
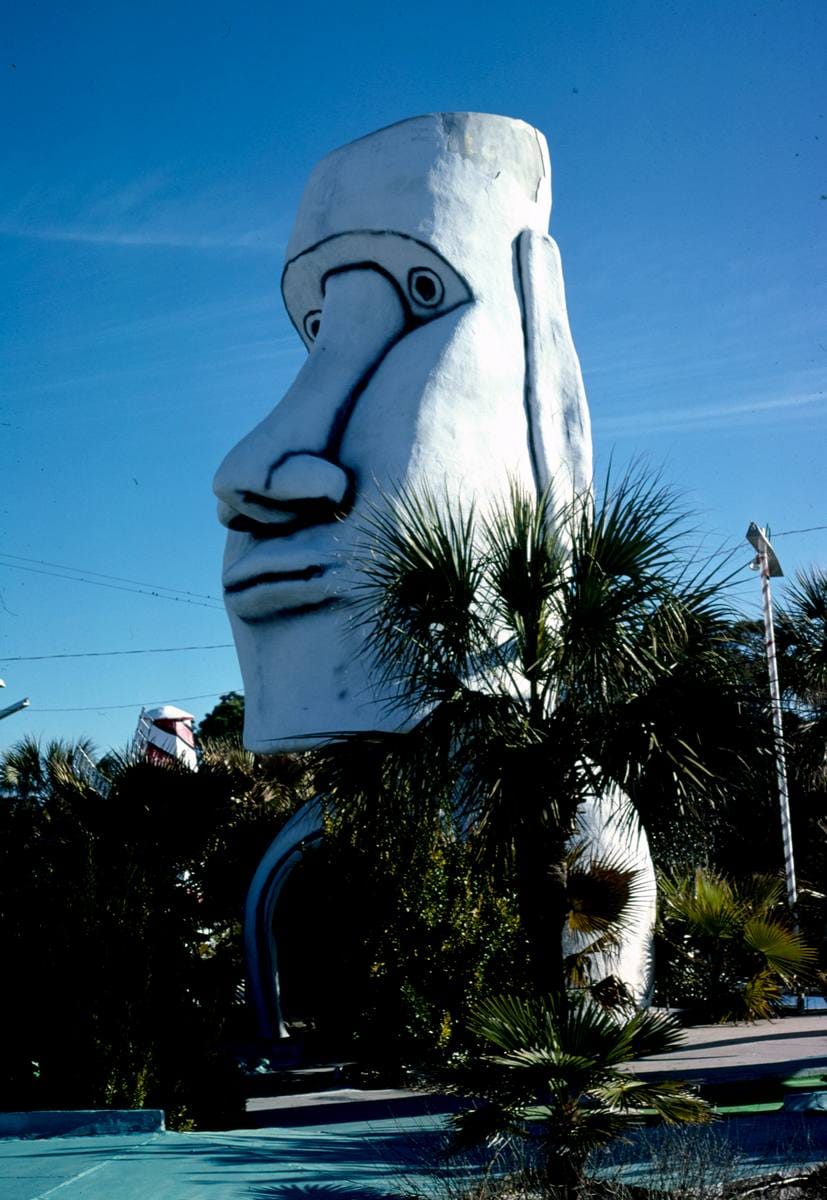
{"left": 0, "top": 736, "right": 304, "bottom": 1127}
{"left": 275, "top": 800, "right": 529, "bottom": 1077}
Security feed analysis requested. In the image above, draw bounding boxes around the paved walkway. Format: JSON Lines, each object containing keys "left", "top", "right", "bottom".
{"left": 630, "top": 1012, "right": 827, "bottom": 1085}
{"left": 0, "top": 1015, "right": 824, "bottom": 1199}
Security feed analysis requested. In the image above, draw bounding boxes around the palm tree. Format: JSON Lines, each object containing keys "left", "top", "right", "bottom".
{"left": 442, "top": 992, "right": 710, "bottom": 1193}
{"left": 322, "top": 472, "right": 760, "bottom": 996}
{"left": 777, "top": 568, "right": 827, "bottom": 786}
{"left": 657, "top": 868, "right": 816, "bottom": 1021}
{"left": 0, "top": 734, "right": 100, "bottom": 805}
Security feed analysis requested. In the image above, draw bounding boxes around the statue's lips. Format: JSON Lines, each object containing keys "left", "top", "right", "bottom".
{"left": 224, "top": 565, "right": 326, "bottom": 593}
{"left": 223, "top": 555, "right": 340, "bottom": 620}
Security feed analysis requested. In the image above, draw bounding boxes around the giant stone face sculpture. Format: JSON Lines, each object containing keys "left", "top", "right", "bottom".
{"left": 214, "top": 112, "right": 591, "bottom": 751}
{"left": 216, "top": 114, "right": 657, "bottom": 1023}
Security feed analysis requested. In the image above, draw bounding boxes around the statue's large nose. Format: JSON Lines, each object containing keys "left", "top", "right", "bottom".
{"left": 214, "top": 269, "right": 408, "bottom": 537}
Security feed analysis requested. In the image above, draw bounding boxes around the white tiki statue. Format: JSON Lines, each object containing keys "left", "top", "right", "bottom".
{"left": 213, "top": 114, "right": 655, "bottom": 1033}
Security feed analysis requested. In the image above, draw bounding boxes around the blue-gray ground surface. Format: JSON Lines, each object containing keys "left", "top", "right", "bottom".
{"left": 1, "top": 1015, "right": 825, "bottom": 1199}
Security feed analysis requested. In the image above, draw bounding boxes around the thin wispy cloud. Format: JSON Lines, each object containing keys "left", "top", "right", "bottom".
{"left": 1, "top": 295, "right": 289, "bottom": 368}
{"left": 0, "top": 171, "right": 288, "bottom": 252}
{"left": 0, "top": 221, "right": 284, "bottom": 251}
{"left": 597, "top": 389, "right": 825, "bottom": 437}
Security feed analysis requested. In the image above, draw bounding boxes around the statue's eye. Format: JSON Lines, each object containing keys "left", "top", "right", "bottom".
{"left": 303, "top": 310, "right": 322, "bottom": 341}
{"left": 408, "top": 268, "right": 444, "bottom": 307}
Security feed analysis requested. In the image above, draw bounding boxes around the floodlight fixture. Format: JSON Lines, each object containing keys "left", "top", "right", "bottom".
{"left": 747, "top": 522, "right": 783, "bottom": 577}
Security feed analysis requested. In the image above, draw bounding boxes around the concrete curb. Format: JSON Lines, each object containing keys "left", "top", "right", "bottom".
{"left": 0, "top": 1109, "right": 165, "bottom": 1138}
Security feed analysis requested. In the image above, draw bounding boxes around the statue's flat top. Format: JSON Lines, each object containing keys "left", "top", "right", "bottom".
{"left": 337, "top": 109, "right": 542, "bottom": 147}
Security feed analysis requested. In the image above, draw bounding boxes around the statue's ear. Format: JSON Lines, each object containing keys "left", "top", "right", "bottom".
{"left": 516, "top": 230, "right": 592, "bottom": 508}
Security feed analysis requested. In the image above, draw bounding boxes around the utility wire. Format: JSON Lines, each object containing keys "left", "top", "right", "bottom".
{"left": 0, "top": 561, "right": 225, "bottom": 610}
{"left": 772, "top": 525, "right": 827, "bottom": 538}
{"left": 0, "top": 552, "right": 221, "bottom": 602}
{"left": 30, "top": 692, "right": 227, "bottom": 713}
{"left": 1, "top": 643, "right": 234, "bottom": 663}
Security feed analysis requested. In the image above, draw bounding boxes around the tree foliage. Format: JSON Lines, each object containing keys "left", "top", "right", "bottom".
{"left": 656, "top": 867, "right": 817, "bottom": 1021}
{"left": 323, "top": 473, "right": 762, "bottom": 995}
{"left": 280, "top": 733, "right": 529, "bottom": 1075}
{"left": 441, "top": 991, "right": 710, "bottom": 1193}
{"left": 195, "top": 691, "right": 246, "bottom": 742}
{"left": 0, "top": 735, "right": 305, "bottom": 1126}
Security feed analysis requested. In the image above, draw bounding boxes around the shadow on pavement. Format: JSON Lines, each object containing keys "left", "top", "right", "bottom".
{"left": 670, "top": 1027, "right": 827, "bottom": 1055}
{"left": 113, "top": 1120, "right": 448, "bottom": 1193}
{"left": 635, "top": 1054, "right": 827, "bottom": 1085}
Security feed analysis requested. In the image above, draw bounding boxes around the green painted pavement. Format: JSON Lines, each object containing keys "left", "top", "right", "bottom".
{"left": 0, "top": 1116, "right": 450, "bottom": 1200}
{"left": 2, "top": 1016, "right": 825, "bottom": 1198}
{"left": 2, "top": 1111, "right": 826, "bottom": 1199}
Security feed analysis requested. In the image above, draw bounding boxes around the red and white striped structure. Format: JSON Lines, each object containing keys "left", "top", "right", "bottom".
{"left": 133, "top": 704, "right": 197, "bottom": 770}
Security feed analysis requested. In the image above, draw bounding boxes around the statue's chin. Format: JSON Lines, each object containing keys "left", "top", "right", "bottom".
{"left": 241, "top": 728, "right": 329, "bottom": 754}
{"left": 242, "top": 708, "right": 404, "bottom": 755}
{"left": 231, "top": 603, "right": 407, "bottom": 754}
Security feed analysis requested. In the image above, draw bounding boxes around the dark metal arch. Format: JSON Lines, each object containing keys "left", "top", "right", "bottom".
{"left": 243, "top": 796, "right": 325, "bottom": 1040}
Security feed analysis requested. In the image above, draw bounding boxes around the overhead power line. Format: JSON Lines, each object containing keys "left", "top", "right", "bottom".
{"left": 30, "top": 692, "right": 228, "bottom": 713}
{"left": 0, "top": 552, "right": 221, "bottom": 601}
{"left": 772, "top": 524, "right": 827, "bottom": 538}
{"left": 0, "top": 559, "right": 224, "bottom": 610}
{"left": 1, "top": 643, "right": 234, "bottom": 663}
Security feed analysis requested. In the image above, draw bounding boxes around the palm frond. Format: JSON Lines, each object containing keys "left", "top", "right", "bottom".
{"left": 596, "top": 1076, "right": 711, "bottom": 1125}
{"left": 481, "top": 481, "right": 566, "bottom": 707}
{"left": 739, "top": 970, "right": 784, "bottom": 1021}
{"left": 353, "top": 484, "right": 490, "bottom": 713}
{"left": 735, "top": 873, "right": 787, "bottom": 913}
{"left": 742, "top": 916, "right": 817, "bottom": 980}
{"left": 632, "top": 1007, "right": 692, "bottom": 1056}
{"left": 446, "top": 989, "right": 708, "bottom": 1175}
{"left": 659, "top": 868, "right": 744, "bottom": 939}
{"left": 466, "top": 992, "right": 549, "bottom": 1051}
{"left": 565, "top": 847, "right": 645, "bottom": 938}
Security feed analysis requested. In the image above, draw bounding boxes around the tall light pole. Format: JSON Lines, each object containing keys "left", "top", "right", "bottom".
{"left": 746, "top": 523, "right": 798, "bottom": 916}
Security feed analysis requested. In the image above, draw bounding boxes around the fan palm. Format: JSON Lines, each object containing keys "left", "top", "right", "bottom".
{"left": 563, "top": 842, "right": 649, "bottom": 1005}
{"left": 658, "top": 868, "right": 816, "bottom": 1021}
{"left": 325, "top": 471, "right": 760, "bottom": 995}
{"left": 0, "top": 734, "right": 99, "bottom": 805}
{"left": 443, "top": 991, "right": 710, "bottom": 1192}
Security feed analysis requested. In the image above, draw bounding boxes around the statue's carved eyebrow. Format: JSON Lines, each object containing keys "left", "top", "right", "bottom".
{"left": 284, "top": 227, "right": 458, "bottom": 265}
{"left": 281, "top": 229, "right": 474, "bottom": 347}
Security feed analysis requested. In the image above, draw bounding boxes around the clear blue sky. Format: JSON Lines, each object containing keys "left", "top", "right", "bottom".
{"left": 2, "top": 0, "right": 825, "bottom": 755}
